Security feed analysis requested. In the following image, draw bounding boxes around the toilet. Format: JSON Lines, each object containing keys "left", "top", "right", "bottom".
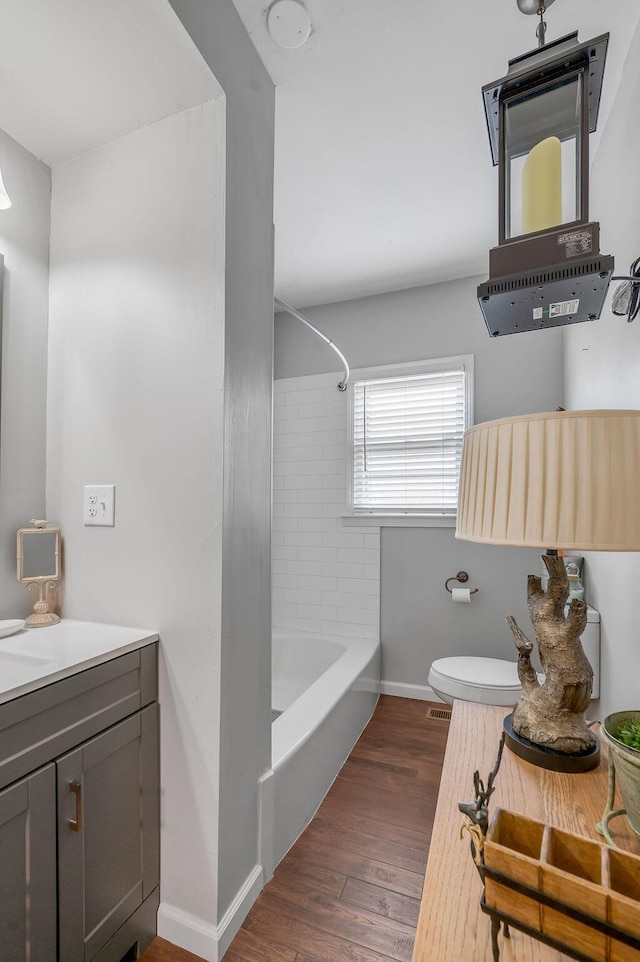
{"left": 428, "top": 606, "right": 601, "bottom": 707}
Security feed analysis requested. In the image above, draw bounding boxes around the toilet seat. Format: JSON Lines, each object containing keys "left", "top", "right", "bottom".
{"left": 428, "top": 656, "right": 524, "bottom": 707}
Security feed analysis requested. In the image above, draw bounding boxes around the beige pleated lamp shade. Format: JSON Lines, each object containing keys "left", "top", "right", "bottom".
{"left": 456, "top": 409, "right": 640, "bottom": 551}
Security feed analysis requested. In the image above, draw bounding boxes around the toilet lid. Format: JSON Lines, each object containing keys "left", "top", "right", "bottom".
{"left": 430, "top": 656, "right": 522, "bottom": 690}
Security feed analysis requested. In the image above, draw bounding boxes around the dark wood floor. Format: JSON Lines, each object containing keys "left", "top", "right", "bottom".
{"left": 141, "top": 696, "right": 450, "bottom": 962}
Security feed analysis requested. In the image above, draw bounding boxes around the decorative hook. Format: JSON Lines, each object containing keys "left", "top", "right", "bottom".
{"left": 516, "top": 0, "right": 555, "bottom": 46}
{"left": 445, "top": 571, "right": 479, "bottom": 595}
{"left": 536, "top": 8, "right": 547, "bottom": 48}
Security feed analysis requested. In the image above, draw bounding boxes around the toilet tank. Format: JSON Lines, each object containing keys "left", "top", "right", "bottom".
{"left": 582, "top": 605, "right": 601, "bottom": 699}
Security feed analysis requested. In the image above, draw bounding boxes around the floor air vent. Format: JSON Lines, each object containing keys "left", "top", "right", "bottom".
{"left": 426, "top": 706, "right": 452, "bottom": 721}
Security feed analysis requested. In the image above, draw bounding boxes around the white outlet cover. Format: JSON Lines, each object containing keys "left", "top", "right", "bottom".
{"left": 83, "top": 485, "right": 116, "bottom": 526}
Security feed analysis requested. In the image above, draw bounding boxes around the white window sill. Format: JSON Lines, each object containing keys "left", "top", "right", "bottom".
{"left": 341, "top": 514, "right": 456, "bottom": 528}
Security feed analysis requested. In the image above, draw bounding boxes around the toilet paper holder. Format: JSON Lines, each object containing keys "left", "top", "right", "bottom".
{"left": 445, "top": 571, "right": 479, "bottom": 595}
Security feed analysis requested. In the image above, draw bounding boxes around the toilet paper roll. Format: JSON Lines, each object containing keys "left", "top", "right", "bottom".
{"left": 451, "top": 587, "right": 472, "bottom": 603}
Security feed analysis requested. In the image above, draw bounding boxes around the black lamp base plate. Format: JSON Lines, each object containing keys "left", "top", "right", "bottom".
{"left": 503, "top": 714, "right": 600, "bottom": 773}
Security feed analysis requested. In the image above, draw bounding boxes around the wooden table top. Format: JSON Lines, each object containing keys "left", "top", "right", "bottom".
{"left": 413, "top": 701, "right": 640, "bottom": 962}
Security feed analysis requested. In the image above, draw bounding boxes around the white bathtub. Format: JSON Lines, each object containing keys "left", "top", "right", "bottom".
{"left": 264, "top": 628, "right": 380, "bottom": 875}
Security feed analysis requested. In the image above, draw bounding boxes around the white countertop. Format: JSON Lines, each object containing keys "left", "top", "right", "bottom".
{"left": 0, "top": 619, "right": 159, "bottom": 706}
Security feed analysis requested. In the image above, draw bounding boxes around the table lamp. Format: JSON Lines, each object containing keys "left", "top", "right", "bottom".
{"left": 456, "top": 409, "right": 640, "bottom": 772}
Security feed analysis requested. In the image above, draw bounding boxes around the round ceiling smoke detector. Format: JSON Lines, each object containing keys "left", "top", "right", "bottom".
{"left": 267, "top": 0, "right": 312, "bottom": 49}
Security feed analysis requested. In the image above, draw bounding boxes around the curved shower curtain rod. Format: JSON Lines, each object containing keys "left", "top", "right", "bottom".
{"left": 274, "top": 296, "right": 349, "bottom": 392}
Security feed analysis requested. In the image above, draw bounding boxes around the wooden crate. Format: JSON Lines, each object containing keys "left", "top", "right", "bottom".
{"left": 483, "top": 809, "right": 640, "bottom": 962}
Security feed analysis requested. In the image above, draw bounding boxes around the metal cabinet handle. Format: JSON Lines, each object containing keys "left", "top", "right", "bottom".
{"left": 69, "top": 781, "right": 82, "bottom": 832}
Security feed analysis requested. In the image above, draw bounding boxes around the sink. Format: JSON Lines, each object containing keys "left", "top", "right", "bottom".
{"left": 1, "top": 633, "right": 88, "bottom": 662}
{"left": 0, "top": 645, "right": 56, "bottom": 692}
{"left": 0, "top": 628, "right": 58, "bottom": 668}
{"left": 0, "top": 647, "right": 53, "bottom": 667}
{"left": 0, "top": 634, "right": 59, "bottom": 696}
{"left": 0, "top": 620, "right": 158, "bottom": 708}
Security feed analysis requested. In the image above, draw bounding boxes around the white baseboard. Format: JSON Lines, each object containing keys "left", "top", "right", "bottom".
{"left": 258, "top": 768, "right": 275, "bottom": 883}
{"left": 380, "top": 680, "right": 444, "bottom": 702}
{"left": 157, "top": 864, "right": 264, "bottom": 961}
{"left": 157, "top": 902, "right": 219, "bottom": 961}
{"left": 217, "top": 865, "right": 264, "bottom": 958}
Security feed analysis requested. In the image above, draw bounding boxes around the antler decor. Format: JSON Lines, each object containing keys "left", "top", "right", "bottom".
{"left": 459, "top": 734, "right": 506, "bottom": 868}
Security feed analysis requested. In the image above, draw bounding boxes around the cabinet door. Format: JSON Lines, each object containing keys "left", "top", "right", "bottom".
{"left": 57, "top": 704, "right": 159, "bottom": 962}
{"left": 0, "top": 764, "right": 56, "bottom": 961}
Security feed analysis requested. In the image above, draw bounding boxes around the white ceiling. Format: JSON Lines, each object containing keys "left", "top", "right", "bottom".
{"left": 0, "top": 0, "right": 221, "bottom": 167}
{"left": 0, "top": 1, "right": 636, "bottom": 311}
{"left": 232, "top": 0, "right": 640, "bottom": 308}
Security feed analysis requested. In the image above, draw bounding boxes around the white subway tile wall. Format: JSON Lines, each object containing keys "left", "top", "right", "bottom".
{"left": 273, "top": 373, "right": 380, "bottom": 641}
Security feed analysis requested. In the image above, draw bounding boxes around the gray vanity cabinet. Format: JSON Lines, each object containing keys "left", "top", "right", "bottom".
{"left": 58, "top": 704, "right": 159, "bottom": 962}
{"left": 0, "top": 642, "right": 159, "bottom": 962}
{"left": 0, "top": 765, "right": 57, "bottom": 961}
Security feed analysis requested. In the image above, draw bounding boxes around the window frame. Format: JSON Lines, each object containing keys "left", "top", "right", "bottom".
{"left": 344, "top": 354, "right": 474, "bottom": 528}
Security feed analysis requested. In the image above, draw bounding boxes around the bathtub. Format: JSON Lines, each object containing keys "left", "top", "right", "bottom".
{"left": 264, "top": 628, "right": 380, "bottom": 875}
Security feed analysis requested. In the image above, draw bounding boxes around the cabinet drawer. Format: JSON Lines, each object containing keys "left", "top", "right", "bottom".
{"left": 0, "top": 643, "right": 157, "bottom": 791}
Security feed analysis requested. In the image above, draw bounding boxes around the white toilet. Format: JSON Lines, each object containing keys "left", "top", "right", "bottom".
{"left": 428, "top": 606, "right": 601, "bottom": 707}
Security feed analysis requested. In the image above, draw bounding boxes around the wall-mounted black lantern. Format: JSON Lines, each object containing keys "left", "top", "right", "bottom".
{"left": 477, "top": 25, "right": 614, "bottom": 336}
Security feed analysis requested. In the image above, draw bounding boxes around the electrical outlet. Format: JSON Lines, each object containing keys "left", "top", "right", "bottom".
{"left": 83, "top": 485, "right": 116, "bottom": 526}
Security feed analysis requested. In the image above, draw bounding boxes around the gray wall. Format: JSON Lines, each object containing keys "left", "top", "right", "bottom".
{"left": 47, "top": 101, "right": 227, "bottom": 938}
{"left": 563, "top": 18, "right": 640, "bottom": 717}
{"left": 0, "top": 130, "right": 50, "bottom": 618}
{"left": 275, "top": 275, "right": 563, "bottom": 686}
{"left": 169, "top": 0, "right": 275, "bottom": 922}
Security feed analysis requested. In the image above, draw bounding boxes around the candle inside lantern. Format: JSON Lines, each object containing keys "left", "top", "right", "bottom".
{"left": 522, "top": 135, "right": 562, "bottom": 234}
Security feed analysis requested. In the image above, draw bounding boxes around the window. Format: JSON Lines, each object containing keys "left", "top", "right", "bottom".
{"left": 348, "top": 355, "right": 473, "bottom": 525}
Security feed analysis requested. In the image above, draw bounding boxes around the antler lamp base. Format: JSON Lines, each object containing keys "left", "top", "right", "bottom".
{"left": 505, "top": 554, "right": 600, "bottom": 772}
{"left": 503, "top": 714, "right": 600, "bottom": 772}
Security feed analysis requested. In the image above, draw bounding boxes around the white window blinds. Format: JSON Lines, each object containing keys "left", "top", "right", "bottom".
{"left": 352, "top": 361, "right": 470, "bottom": 516}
